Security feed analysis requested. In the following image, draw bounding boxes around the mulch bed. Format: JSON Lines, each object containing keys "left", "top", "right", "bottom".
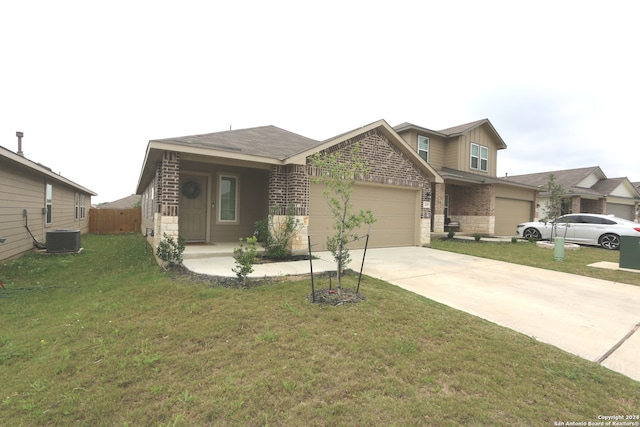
{"left": 168, "top": 258, "right": 367, "bottom": 305}
{"left": 307, "top": 287, "right": 367, "bottom": 306}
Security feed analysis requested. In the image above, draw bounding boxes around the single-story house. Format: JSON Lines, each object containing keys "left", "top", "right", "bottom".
{"left": 505, "top": 166, "right": 640, "bottom": 221}
{"left": 136, "top": 120, "right": 442, "bottom": 252}
{"left": 394, "top": 119, "right": 539, "bottom": 235}
{"left": 0, "top": 134, "right": 96, "bottom": 263}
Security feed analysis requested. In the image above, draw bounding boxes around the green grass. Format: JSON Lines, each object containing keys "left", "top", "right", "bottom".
{"left": 0, "top": 234, "right": 638, "bottom": 426}
{"left": 431, "top": 238, "right": 640, "bottom": 287}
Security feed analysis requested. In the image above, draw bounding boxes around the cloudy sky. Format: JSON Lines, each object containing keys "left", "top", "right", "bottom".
{"left": 2, "top": 1, "right": 638, "bottom": 203}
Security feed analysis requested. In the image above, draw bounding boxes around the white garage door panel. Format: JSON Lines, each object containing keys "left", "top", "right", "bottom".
{"left": 495, "top": 198, "right": 532, "bottom": 236}
{"left": 310, "top": 183, "right": 418, "bottom": 249}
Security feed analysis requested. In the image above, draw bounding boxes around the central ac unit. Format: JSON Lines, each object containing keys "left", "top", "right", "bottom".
{"left": 46, "top": 229, "right": 81, "bottom": 253}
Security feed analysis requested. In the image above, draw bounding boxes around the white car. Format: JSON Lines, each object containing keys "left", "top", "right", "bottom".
{"left": 516, "top": 213, "right": 640, "bottom": 250}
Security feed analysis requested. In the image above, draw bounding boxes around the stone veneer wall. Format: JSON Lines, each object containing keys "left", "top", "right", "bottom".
{"left": 449, "top": 184, "right": 495, "bottom": 234}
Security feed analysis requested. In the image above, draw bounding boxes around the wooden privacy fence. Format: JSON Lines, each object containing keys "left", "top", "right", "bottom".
{"left": 89, "top": 208, "right": 141, "bottom": 234}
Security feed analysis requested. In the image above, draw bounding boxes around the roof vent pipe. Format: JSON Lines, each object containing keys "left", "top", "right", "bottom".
{"left": 16, "top": 131, "right": 24, "bottom": 157}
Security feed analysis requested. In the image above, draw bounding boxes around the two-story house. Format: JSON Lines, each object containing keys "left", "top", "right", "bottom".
{"left": 395, "top": 119, "right": 538, "bottom": 236}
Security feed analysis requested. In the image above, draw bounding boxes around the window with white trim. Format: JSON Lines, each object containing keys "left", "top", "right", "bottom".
{"left": 470, "top": 143, "right": 489, "bottom": 172}
{"left": 46, "top": 183, "right": 53, "bottom": 224}
{"left": 80, "top": 194, "right": 86, "bottom": 219}
{"left": 218, "top": 174, "right": 238, "bottom": 222}
{"left": 418, "top": 135, "right": 429, "bottom": 162}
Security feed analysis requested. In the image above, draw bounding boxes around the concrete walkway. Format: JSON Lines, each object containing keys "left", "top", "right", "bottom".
{"left": 183, "top": 246, "right": 640, "bottom": 382}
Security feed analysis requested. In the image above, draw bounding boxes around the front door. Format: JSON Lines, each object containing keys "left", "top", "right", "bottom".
{"left": 179, "top": 173, "right": 208, "bottom": 242}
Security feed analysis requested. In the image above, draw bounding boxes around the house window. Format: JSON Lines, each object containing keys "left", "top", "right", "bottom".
{"left": 218, "top": 174, "right": 238, "bottom": 222}
{"left": 75, "top": 193, "right": 79, "bottom": 220}
{"left": 418, "top": 135, "right": 429, "bottom": 162}
{"left": 470, "top": 143, "right": 489, "bottom": 172}
{"left": 46, "top": 183, "right": 53, "bottom": 224}
{"left": 80, "top": 194, "right": 86, "bottom": 219}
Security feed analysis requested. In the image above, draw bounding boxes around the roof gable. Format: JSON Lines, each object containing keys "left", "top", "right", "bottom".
{"left": 506, "top": 166, "right": 640, "bottom": 199}
{"left": 289, "top": 119, "right": 443, "bottom": 183}
{"left": 394, "top": 118, "right": 507, "bottom": 149}
{"left": 507, "top": 166, "right": 603, "bottom": 189}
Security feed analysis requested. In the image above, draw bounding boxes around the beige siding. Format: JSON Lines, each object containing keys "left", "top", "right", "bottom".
{"left": 427, "top": 135, "right": 447, "bottom": 170}
{"left": 1, "top": 159, "right": 91, "bottom": 262}
{"left": 458, "top": 125, "right": 500, "bottom": 176}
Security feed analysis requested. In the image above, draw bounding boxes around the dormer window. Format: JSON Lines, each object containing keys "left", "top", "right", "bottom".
{"left": 471, "top": 143, "right": 488, "bottom": 172}
{"left": 418, "top": 135, "right": 429, "bottom": 162}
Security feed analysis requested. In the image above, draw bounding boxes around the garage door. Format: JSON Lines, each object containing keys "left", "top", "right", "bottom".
{"left": 607, "top": 203, "right": 634, "bottom": 220}
{"left": 495, "top": 198, "right": 533, "bottom": 236}
{"left": 309, "top": 183, "right": 419, "bottom": 250}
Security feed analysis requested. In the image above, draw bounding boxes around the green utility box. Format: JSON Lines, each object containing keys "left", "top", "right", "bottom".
{"left": 619, "top": 236, "right": 640, "bottom": 270}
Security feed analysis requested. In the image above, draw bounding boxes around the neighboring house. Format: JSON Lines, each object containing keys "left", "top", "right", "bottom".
{"left": 135, "top": 120, "right": 442, "bottom": 252}
{"left": 505, "top": 166, "right": 640, "bottom": 221}
{"left": 0, "top": 139, "right": 96, "bottom": 263}
{"left": 96, "top": 194, "right": 141, "bottom": 209}
{"left": 394, "top": 119, "right": 539, "bottom": 235}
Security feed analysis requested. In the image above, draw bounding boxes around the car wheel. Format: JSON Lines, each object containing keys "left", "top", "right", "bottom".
{"left": 599, "top": 233, "right": 620, "bottom": 250}
{"left": 523, "top": 228, "right": 542, "bottom": 240}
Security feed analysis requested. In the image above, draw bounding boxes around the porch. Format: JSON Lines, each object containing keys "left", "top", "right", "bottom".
{"left": 183, "top": 242, "right": 266, "bottom": 259}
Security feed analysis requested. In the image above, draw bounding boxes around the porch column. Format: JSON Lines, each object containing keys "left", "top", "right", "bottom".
{"left": 419, "top": 185, "right": 432, "bottom": 246}
{"left": 153, "top": 151, "right": 180, "bottom": 248}
{"left": 432, "top": 182, "right": 446, "bottom": 233}
{"left": 268, "top": 165, "right": 310, "bottom": 254}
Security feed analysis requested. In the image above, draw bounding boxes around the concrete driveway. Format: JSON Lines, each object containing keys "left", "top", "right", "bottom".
{"left": 353, "top": 247, "right": 640, "bottom": 383}
{"left": 183, "top": 246, "right": 640, "bottom": 382}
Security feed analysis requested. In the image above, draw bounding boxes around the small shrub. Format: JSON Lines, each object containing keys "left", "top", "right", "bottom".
{"left": 156, "top": 233, "right": 186, "bottom": 268}
{"left": 474, "top": 234, "right": 482, "bottom": 242}
{"left": 232, "top": 237, "right": 258, "bottom": 285}
{"left": 447, "top": 230, "right": 455, "bottom": 239}
{"left": 511, "top": 236, "right": 518, "bottom": 244}
{"left": 255, "top": 205, "right": 303, "bottom": 260}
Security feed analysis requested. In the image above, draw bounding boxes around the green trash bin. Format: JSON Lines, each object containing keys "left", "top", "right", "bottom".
{"left": 619, "top": 236, "right": 640, "bottom": 270}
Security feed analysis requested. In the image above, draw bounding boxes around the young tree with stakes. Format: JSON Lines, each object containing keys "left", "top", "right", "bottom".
{"left": 310, "top": 142, "right": 376, "bottom": 291}
{"left": 542, "top": 173, "right": 567, "bottom": 242}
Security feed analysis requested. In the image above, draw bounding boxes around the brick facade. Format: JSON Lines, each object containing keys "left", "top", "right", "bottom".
{"left": 447, "top": 183, "right": 496, "bottom": 234}
{"left": 307, "top": 129, "right": 432, "bottom": 218}
{"left": 268, "top": 164, "right": 310, "bottom": 216}
{"left": 266, "top": 128, "right": 432, "bottom": 249}
{"left": 159, "top": 151, "right": 180, "bottom": 217}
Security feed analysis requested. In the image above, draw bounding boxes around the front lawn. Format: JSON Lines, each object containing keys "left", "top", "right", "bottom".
{"left": 0, "top": 234, "right": 638, "bottom": 425}
{"left": 431, "top": 237, "right": 640, "bottom": 287}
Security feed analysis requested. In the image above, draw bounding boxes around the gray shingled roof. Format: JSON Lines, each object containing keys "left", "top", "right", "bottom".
{"left": 97, "top": 194, "right": 141, "bottom": 209}
{"left": 152, "top": 125, "right": 321, "bottom": 161}
{"left": 505, "top": 166, "right": 640, "bottom": 198}
{"left": 437, "top": 119, "right": 489, "bottom": 135}
{"left": 506, "top": 166, "right": 603, "bottom": 189}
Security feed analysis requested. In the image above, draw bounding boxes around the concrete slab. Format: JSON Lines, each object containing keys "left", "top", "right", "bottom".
{"left": 183, "top": 246, "right": 640, "bottom": 382}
